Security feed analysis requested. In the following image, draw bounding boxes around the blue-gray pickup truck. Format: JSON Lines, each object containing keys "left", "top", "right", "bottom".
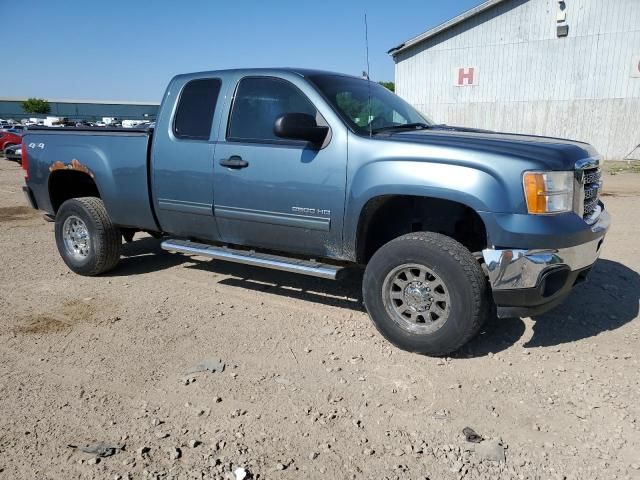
{"left": 20, "top": 68, "right": 610, "bottom": 355}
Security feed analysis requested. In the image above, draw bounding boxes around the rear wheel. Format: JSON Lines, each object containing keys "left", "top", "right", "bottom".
{"left": 54, "top": 197, "right": 121, "bottom": 275}
{"left": 3, "top": 144, "right": 17, "bottom": 158}
{"left": 363, "top": 232, "right": 490, "bottom": 356}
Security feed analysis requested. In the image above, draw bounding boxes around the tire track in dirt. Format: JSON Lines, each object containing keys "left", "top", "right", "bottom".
{"left": 0, "top": 206, "right": 38, "bottom": 223}
{"left": 10, "top": 299, "right": 96, "bottom": 335}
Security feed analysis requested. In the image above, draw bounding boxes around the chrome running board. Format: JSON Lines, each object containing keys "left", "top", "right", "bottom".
{"left": 161, "top": 239, "right": 343, "bottom": 280}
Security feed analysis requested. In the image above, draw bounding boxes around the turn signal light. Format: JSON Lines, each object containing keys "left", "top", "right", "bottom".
{"left": 523, "top": 171, "right": 573, "bottom": 214}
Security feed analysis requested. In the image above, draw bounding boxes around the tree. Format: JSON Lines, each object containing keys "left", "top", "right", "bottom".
{"left": 21, "top": 98, "right": 51, "bottom": 115}
{"left": 378, "top": 81, "right": 395, "bottom": 92}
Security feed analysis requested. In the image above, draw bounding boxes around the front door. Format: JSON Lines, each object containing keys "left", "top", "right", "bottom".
{"left": 213, "top": 75, "right": 347, "bottom": 257}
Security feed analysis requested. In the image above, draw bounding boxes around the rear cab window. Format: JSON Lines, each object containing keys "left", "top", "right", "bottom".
{"left": 173, "top": 78, "right": 222, "bottom": 140}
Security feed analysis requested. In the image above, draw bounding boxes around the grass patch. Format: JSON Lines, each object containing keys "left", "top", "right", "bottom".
{"left": 603, "top": 160, "right": 640, "bottom": 175}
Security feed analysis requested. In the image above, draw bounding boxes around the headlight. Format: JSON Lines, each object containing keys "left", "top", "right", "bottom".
{"left": 523, "top": 171, "right": 574, "bottom": 214}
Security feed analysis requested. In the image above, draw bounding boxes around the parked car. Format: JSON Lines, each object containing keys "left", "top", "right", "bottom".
{"left": 0, "top": 129, "right": 22, "bottom": 151}
{"left": 20, "top": 68, "right": 610, "bottom": 355}
{"left": 4, "top": 144, "right": 21, "bottom": 163}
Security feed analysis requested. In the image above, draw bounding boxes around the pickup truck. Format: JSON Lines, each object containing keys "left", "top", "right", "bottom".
{"left": 20, "top": 68, "right": 610, "bottom": 355}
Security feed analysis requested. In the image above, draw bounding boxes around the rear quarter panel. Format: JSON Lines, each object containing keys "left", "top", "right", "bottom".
{"left": 24, "top": 130, "right": 157, "bottom": 230}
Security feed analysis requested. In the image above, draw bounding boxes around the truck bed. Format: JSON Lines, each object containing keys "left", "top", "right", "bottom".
{"left": 23, "top": 127, "right": 159, "bottom": 231}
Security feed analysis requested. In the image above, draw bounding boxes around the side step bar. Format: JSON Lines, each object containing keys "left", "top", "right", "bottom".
{"left": 161, "top": 239, "right": 344, "bottom": 280}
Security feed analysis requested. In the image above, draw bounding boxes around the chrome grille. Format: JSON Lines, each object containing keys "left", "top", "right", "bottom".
{"left": 583, "top": 169, "right": 601, "bottom": 185}
{"left": 584, "top": 185, "right": 599, "bottom": 200}
{"left": 582, "top": 166, "right": 601, "bottom": 219}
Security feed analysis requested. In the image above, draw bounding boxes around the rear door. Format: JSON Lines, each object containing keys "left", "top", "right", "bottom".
{"left": 212, "top": 74, "right": 348, "bottom": 257}
{"left": 151, "top": 77, "right": 224, "bottom": 240}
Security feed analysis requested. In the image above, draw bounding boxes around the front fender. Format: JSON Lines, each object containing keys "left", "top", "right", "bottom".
{"left": 343, "top": 160, "right": 520, "bottom": 260}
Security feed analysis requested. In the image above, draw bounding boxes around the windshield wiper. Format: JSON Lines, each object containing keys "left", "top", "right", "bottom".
{"left": 371, "top": 122, "right": 431, "bottom": 134}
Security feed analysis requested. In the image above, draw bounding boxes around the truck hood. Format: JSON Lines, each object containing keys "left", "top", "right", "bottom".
{"left": 381, "top": 126, "right": 599, "bottom": 171}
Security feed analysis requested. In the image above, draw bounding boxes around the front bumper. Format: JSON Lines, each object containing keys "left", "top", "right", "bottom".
{"left": 482, "top": 208, "right": 610, "bottom": 317}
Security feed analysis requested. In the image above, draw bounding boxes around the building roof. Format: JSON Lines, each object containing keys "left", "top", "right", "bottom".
{"left": 387, "top": 0, "right": 510, "bottom": 56}
{"left": 0, "top": 97, "right": 159, "bottom": 106}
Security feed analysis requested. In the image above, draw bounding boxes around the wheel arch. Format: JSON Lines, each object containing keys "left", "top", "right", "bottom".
{"left": 354, "top": 194, "right": 488, "bottom": 264}
{"left": 342, "top": 157, "right": 515, "bottom": 262}
{"left": 48, "top": 169, "right": 102, "bottom": 213}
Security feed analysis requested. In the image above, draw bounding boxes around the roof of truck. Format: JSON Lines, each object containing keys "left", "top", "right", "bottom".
{"left": 174, "top": 68, "right": 363, "bottom": 79}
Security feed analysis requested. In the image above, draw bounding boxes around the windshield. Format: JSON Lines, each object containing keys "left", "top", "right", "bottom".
{"left": 307, "top": 74, "right": 432, "bottom": 135}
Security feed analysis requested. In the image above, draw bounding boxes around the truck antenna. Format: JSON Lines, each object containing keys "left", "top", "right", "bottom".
{"left": 364, "top": 13, "right": 372, "bottom": 138}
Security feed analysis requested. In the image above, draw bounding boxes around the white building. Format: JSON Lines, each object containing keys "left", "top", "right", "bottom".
{"left": 389, "top": 0, "right": 640, "bottom": 161}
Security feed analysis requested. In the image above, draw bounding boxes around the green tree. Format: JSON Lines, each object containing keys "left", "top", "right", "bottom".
{"left": 21, "top": 98, "right": 51, "bottom": 115}
{"left": 378, "top": 81, "right": 395, "bottom": 92}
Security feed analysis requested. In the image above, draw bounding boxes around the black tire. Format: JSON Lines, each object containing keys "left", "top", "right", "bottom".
{"left": 54, "top": 197, "right": 121, "bottom": 275}
{"left": 362, "top": 232, "right": 490, "bottom": 356}
{"left": 3, "top": 144, "right": 17, "bottom": 157}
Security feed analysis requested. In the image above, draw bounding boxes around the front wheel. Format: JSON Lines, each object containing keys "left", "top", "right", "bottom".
{"left": 363, "top": 232, "right": 490, "bottom": 356}
{"left": 54, "top": 197, "right": 121, "bottom": 276}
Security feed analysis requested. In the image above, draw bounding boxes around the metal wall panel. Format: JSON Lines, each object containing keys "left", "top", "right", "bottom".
{"left": 0, "top": 100, "right": 159, "bottom": 122}
{"left": 394, "top": 0, "right": 640, "bottom": 160}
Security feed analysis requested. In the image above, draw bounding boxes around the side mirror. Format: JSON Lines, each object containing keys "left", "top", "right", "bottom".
{"left": 274, "top": 113, "right": 329, "bottom": 146}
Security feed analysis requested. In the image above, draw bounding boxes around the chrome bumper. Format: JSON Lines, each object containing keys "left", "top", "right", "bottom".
{"left": 482, "top": 209, "right": 610, "bottom": 290}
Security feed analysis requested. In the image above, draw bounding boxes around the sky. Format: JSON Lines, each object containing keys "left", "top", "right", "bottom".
{"left": 3, "top": 0, "right": 484, "bottom": 103}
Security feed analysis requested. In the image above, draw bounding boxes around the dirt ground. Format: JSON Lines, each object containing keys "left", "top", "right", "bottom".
{"left": 0, "top": 158, "right": 639, "bottom": 480}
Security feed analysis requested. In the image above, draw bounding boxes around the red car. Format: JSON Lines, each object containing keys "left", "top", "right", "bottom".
{"left": 1, "top": 130, "right": 23, "bottom": 152}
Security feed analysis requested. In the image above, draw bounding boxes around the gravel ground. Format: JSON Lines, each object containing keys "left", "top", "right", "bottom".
{"left": 0, "top": 158, "right": 639, "bottom": 480}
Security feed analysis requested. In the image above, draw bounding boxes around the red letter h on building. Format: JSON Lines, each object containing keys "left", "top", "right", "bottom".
{"left": 457, "top": 67, "right": 475, "bottom": 86}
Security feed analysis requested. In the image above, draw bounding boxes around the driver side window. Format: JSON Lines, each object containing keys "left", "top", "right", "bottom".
{"left": 227, "top": 77, "right": 317, "bottom": 143}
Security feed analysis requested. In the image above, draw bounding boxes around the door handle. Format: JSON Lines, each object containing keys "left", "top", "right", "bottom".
{"left": 219, "top": 155, "right": 249, "bottom": 169}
